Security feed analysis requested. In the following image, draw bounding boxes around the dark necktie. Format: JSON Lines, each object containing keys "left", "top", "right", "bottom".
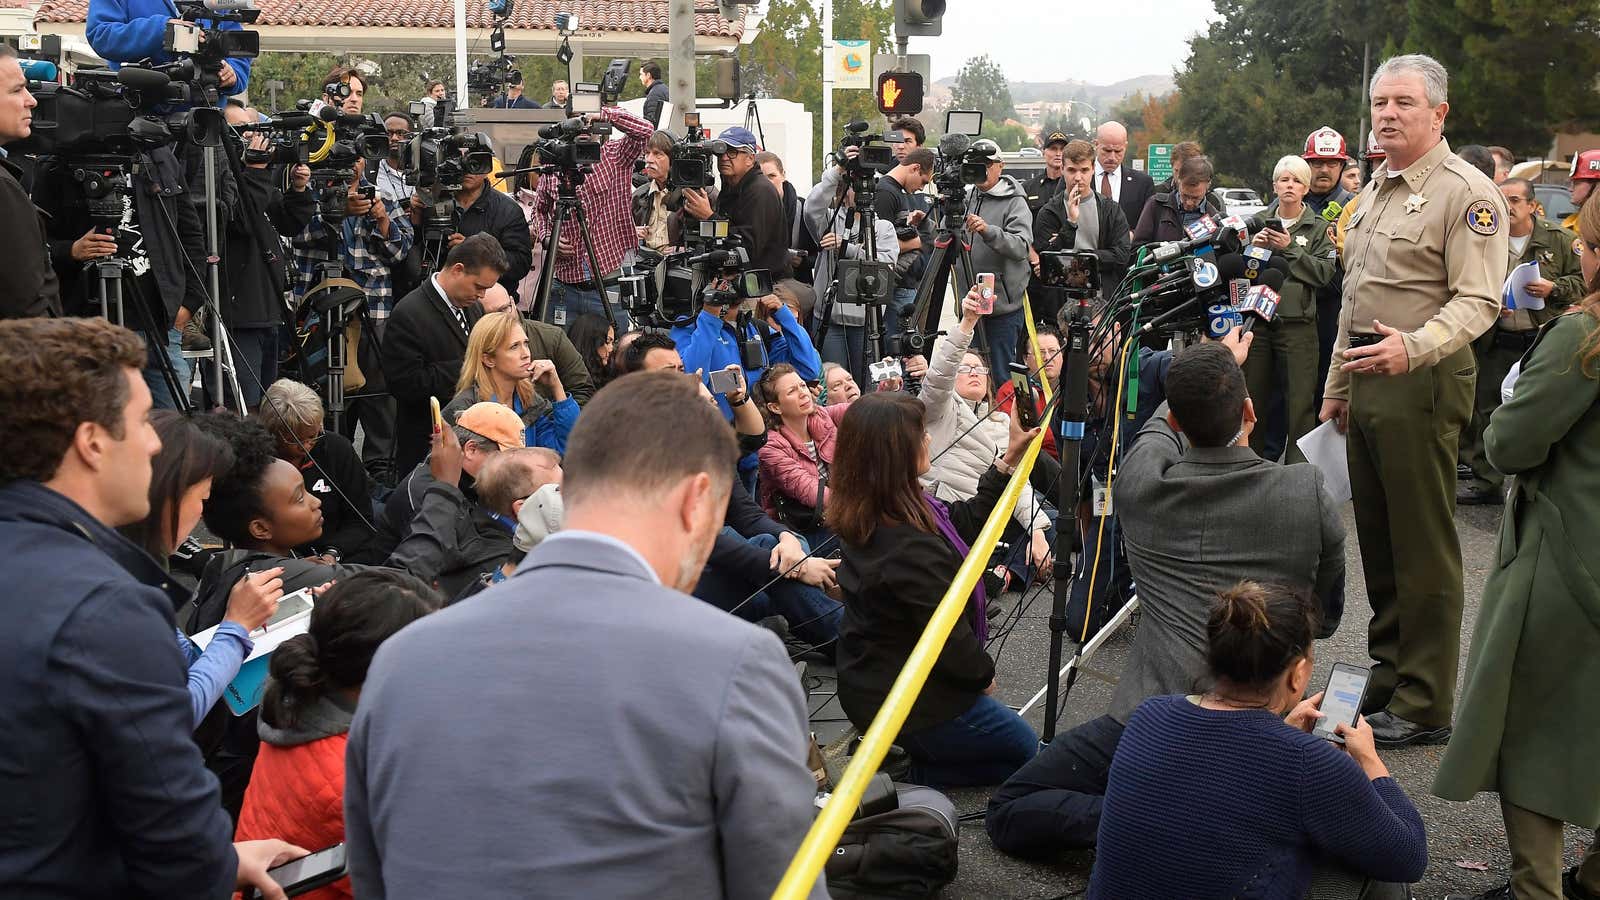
{"left": 1100, "top": 170, "right": 1114, "bottom": 199}
{"left": 451, "top": 305, "right": 469, "bottom": 337}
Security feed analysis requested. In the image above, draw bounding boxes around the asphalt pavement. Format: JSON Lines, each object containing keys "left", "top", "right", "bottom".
{"left": 807, "top": 500, "right": 1596, "bottom": 899}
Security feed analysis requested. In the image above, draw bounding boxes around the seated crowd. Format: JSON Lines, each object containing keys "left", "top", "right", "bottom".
{"left": 4, "top": 114, "right": 1597, "bottom": 900}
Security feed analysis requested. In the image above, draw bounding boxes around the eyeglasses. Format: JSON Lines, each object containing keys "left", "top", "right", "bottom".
{"left": 956, "top": 364, "right": 990, "bottom": 375}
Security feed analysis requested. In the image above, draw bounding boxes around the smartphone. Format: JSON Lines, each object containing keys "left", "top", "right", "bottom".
{"left": 1345, "top": 332, "right": 1383, "bottom": 350}
{"left": 709, "top": 366, "right": 743, "bottom": 395}
{"left": 975, "top": 272, "right": 996, "bottom": 315}
{"left": 429, "top": 396, "right": 443, "bottom": 432}
{"left": 1008, "top": 362, "right": 1038, "bottom": 429}
{"left": 1261, "top": 219, "right": 1287, "bottom": 234}
{"left": 251, "top": 844, "right": 347, "bottom": 899}
{"left": 1311, "top": 663, "right": 1371, "bottom": 745}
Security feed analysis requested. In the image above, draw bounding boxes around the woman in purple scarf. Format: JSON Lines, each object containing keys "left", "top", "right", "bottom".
{"left": 830, "top": 392, "right": 1041, "bottom": 786}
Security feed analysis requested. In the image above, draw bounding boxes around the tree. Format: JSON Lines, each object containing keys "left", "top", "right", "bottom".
{"left": 949, "top": 54, "right": 1015, "bottom": 126}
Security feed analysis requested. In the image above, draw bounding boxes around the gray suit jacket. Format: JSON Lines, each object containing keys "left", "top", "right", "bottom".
{"left": 344, "top": 531, "right": 826, "bottom": 900}
{"left": 1110, "top": 404, "right": 1346, "bottom": 722}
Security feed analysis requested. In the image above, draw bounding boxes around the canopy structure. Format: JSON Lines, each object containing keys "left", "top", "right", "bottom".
{"left": 28, "top": 0, "right": 749, "bottom": 58}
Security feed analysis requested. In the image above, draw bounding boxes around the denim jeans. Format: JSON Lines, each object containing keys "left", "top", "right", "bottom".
{"left": 548, "top": 279, "right": 628, "bottom": 332}
{"left": 897, "top": 694, "right": 1039, "bottom": 788}
{"left": 984, "top": 308, "right": 1026, "bottom": 382}
{"left": 229, "top": 326, "right": 279, "bottom": 409}
{"left": 694, "top": 529, "right": 843, "bottom": 646}
{"left": 144, "top": 327, "right": 192, "bottom": 411}
{"left": 887, "top": 286, "right": 918, "bottom": 349}
{"left": 985, "top": 713, "right": 1124, "bottom": 857}
{"left": 745, "top": 533, "right": 843, "bottom": 645}
{"left": 821, "top": 321, "right": 868, "bottom": 388}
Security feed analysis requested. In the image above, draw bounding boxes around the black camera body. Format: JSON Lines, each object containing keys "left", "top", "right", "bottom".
{"left": 401, "top": 102, "right": 495, "bottom": 231}
{"left": 669, "top": 121, "right": 726, "bottom": 191}
{"left": 532, "top": 115, "right": 611, "bottom": 172}
{"left": 17, "top": 66, "right": 225, "bottom": 157}
{"left": 620, "top": 219, "right": 772, "bottom": 328}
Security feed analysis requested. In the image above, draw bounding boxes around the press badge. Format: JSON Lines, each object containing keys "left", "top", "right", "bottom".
{"left": 553, "top": 304, "right": 568, "bottom": 327}
{"left": 1092, "top": 476, "right": 1113, "bottom": 518}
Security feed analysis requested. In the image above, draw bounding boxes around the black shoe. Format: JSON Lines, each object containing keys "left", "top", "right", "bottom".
{"left": 1457, "top": 462, "right": 1475, "bottom": 480}
{"left": 1367, "top": 710, "right": 1452, "bottom": 747}
{"left": 1457, "top": 484, "right": 1504, "bottom": 506}
{"left": 1444, "top": 884, "right": 1514, "bottom": 900}
{"left": 1566, "top": 865, "right": 1600, "bottom": 900}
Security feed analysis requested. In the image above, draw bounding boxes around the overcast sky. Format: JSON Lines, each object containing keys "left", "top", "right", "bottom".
{"left": 910, "top": 0, "right": 1218, "bottom": 84}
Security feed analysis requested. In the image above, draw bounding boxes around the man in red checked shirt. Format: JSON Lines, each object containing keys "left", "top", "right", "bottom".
{"left": 528, "top": 106, "right": 655, "bottom": 331}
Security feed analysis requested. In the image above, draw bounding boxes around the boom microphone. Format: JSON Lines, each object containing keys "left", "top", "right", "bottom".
{"left": 117, "top": 66, "right": 174, "bottom": 92}
{"left": 19, "top": 59, "right": 58, "bottom": 82}
{"left": 938, "top": 131, "right": 971, "bottom": 158}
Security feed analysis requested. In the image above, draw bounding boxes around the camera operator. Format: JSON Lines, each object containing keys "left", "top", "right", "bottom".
{"left": 632, "top": 130, "right": 713, "bottom": 251}
{"left": 86, "top": 0, "right": 251, "bottom": 97}
{"left": 0, "top": 317, "right": 309, "bottom": 899}
{"left": 639, "top": 61, "right": 670, "bottom": 128}
{"left": 0, "top": 47, "right": 61, "bottom": 319}
{"left": 889, "top": 116, "right": 925, "bottom": 163}
{"left": 987, "top": 338, "right": 1346, "bottom": 860}
{"left": 873, "top": 147, "right": 935, "bottom": 349}
{"left": 414, "top": 161, "right": 529, "bottom": 304}
{"left": 489, "top": 71, "right": 540, "bottom": 110}
{"left": 681, "top": 127, "right": 792, "bottom": 281}
{"left": 526, "top": 106, "right": 653, "bottom": 325}
{"left": 223, "top": 105, "right": 315, "bottom": 405}
{"left": 803, "top": 146, "right": 900, "bottom": 385}
{"left": 1033, "top": 139, "right": 1132, "bottom": 323}
{"left": 312, "top": 65, "right": 364, "bottom": 117}
{"left": 962, "top": 138, "right": 1035, "bottom": 377}
{"left": 375, "top": 112, "right": 415, "bottom": 207}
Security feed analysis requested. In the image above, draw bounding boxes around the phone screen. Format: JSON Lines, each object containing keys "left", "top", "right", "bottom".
{"left": 1008, "top": 364, "right": 1037, "bottom": 429}
{"left": 1312, "top": 665, "right": 1370, "bottom": 744}
{"left": 255, "top": 844, "right": 346, "bottom": 898}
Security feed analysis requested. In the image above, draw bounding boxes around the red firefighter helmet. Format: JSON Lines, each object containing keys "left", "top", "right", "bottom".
{"left": 1570, "top": 149, "right": 1600, "bottom": 182}
{"left": 1303, "top": 126, "right": 1350, "bottom": 162}
{"left": 1364, "top": 130, "right": 1386, "bottom": 162}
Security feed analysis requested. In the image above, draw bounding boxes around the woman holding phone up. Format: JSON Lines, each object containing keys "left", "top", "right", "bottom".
{"left": 1433, "top": 197, "right": 1600, "bottom": 900}
{"left": 1090, "top": 582, "right": 1426, "bottom": 900}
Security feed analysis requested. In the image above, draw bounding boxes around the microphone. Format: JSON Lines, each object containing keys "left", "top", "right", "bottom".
{"left": 1150, "top": 214, "right": 1222, "bottom": 262}
{"left": 117, "top": 66, "right": 173, "bottom": 92}
{"left": 1233, "top": 269, "right": 1285, "bottom": 335}
{"left": 938, "top": 131, "right": 971, "bottom": 159}
{"left": 1125, "top": 260, "right": 1197, "bottom": 303}
{"left": 19, "top": 59, "right": 57, "bottom": 82}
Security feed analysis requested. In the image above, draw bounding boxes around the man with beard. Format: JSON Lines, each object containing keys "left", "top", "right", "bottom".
{"left": 344, "top": 371, "right": 824, "bottom": 899}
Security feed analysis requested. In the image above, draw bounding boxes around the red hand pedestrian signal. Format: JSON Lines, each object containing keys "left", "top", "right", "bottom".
{"left": 876, "top": 71, "right": 923, "bottom": 116}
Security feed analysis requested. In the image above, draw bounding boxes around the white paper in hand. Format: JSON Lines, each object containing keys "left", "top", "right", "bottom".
{"left": 1502, "top": 259, "right": 1544, "bottom": 311}
{"left": 1296, "top": 420, "right": 1352, "bottom": 503}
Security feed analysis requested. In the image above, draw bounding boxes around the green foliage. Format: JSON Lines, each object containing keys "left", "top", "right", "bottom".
{"left": 984, "top": 122, "right": 1032, "bottom": 152}
{"left": 949, "top": 54, "right": 1015, "bottom": 125}
{"left": 746, "top": 0, "right": 893, "bottom": 170}
{"left": 1173, "top": 0, "right": 1600, "bottom": 187}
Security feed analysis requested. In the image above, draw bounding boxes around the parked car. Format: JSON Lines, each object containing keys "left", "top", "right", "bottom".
{"left": 1533, "top": 184, "right": 1578, "bottom": 222}
{"left": 1213, "top": 187, "right": 1267, "bottom": 218}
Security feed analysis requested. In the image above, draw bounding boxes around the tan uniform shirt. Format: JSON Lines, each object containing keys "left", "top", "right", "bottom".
{"left": 1325, "top": 138, "right": 1508, "bottom": 401}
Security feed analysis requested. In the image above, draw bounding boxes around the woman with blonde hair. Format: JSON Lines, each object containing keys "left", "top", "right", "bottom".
{"left": 446, "top": 309, "right": 578, "bottom": 454}
{"left": 1434, "top": 195, "right": 1600, "bottom": 900}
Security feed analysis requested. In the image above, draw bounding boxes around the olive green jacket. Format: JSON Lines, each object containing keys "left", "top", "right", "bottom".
{"left": 1479, "top": 217, "right": 1585, "bottom": 340}
{"left": 1262, "top": 203, "right": 1337, "bottom": 322}
{"left": 1434, "top": 312, "right": 1600, "bottom": 826}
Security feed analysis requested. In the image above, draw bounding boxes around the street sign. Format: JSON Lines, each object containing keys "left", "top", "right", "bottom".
{"left": 875, "top": 71, "right": 923, "bottom": 115}
{"left": 1147, "top": 143, "right": 1173, "bottom": 182}
{"left": 873, "top": 52, "right": 931, "bottom": 85}
{"left": 834, "top": 40, "right": 872, "bottom": 90}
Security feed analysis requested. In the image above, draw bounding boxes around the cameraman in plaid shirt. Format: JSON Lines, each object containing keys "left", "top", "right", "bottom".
{"left": 291, "top": 156, "right": 415, "bottom": 484}
{"left": 527, "top": 106, "right": 654, "bottom": 331}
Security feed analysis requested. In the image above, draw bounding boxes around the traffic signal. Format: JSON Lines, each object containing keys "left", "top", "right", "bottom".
{"left": 876, "top": 71, "right": 924, "bottom": 116}
{"left": 893, "top": 0, "right": 945, "bottom": 36}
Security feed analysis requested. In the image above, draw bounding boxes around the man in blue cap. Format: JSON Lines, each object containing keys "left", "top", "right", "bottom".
{"left": 682, "top": 126, "right": 792, "bottom": 281}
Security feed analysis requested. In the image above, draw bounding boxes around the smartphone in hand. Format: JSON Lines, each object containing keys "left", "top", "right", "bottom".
{"left": 1311, "top": 663, "right": 1371, "bottom": 745}
{"left": 975, "top": 273, "right": 996, "bottom": 315}
{"left": 1008, "top": 363, "right": 1038, "bottom": 429}
{"left": 429, "top": 396, "right": 443, "bottom": 432}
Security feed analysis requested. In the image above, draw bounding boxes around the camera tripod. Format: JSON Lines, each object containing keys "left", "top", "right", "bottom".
{"left": 813, "top": 176, "right": 894, "bottom": 385}
{"left": 523, "top": 166, "right": 620, "bottom": 329}
{"left": 902, "top": 195, "right": 984, "bottom": 356}
{"left": 88, "top": 255, "right": 192, "bottom": 413}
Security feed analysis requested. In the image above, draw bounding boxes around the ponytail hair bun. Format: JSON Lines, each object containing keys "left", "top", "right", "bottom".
{"left": 1205, "top": 581, "right": 1319, "bottom": 689}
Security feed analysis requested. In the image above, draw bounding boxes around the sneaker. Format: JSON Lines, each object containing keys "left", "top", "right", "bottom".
{"left": 1457, "top": 462, "right": 1474, "bottom": 480}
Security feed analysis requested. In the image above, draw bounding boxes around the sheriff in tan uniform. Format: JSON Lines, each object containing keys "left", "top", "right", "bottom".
{"left": 1321, "top": 55, "right": 1508, "bottom": 746}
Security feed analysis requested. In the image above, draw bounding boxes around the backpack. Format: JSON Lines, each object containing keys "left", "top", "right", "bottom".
{"left": 824, "top": 784, "right": 959, "bottom": 900}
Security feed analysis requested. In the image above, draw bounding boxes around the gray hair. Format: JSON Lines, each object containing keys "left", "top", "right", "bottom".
{"left": 1371, "top": 54, "right": 1448, "bottom": 106}
{"left": 259, "top": 378, "right": 324, "bottom": 434}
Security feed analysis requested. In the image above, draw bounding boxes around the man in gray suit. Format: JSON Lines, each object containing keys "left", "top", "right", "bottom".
{"left": 987, "top": 335, "right": 1346, "bottom": 860}
{"left": 344, "top": 371, "right": 826, "bottom": 899}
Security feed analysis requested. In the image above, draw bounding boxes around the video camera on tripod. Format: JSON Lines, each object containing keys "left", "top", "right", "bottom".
{"left": 162, "top": 0, "right": 261, "bottom": 102}
{"left": 619, "top": 218, "right": 773, "bottom": 329}
{"left": 531, "top": 114, "right": 612, "bottom": 171}
{"left": 285, "top": 100, "right": 389, "bottom": 218}
{"left": 835, "top": 120, "right": 901, "bottom": 193}
{"left": 668, "top": 114, "right": 725, "bottom": 190}
{"left": 402, "top": 98, "right": 494, "bottom": 248}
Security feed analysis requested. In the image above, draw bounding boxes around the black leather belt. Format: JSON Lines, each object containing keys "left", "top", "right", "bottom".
{"left": 1492, "top": 328, "right": 1538, "bottom": 352}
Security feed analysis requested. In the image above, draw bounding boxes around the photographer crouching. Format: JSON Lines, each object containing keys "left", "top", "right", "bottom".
{"left": 526, "top": 105, "right": 654, "bottom": 326}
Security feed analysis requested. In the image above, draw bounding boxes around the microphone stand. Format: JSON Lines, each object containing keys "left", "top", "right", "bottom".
{"left": 1042, "top": 290, "right": 1094, "bottom": 743}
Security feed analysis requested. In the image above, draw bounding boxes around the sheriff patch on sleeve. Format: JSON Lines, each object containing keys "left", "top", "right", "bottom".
{"left": 1466, "top": 199, "right": 1500, "bottom": 236}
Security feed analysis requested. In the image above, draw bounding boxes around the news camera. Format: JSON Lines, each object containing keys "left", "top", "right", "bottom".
{"left": 293, "top": 102, "right": 389, "bottom": 218}
{"left": 163, "top": 0, "right": 261, "bottom": 102}
{"left": 669, "top": 115, "right": 725, "bottom": 190}
{"left": 17, "top": 66, "right": 226, "bottom": 158}
{"left": 619, "top": 218, "right": 773, "bottom": 328}
{"left": 532, "top": 115, "right": 612, "bottom": 171}
{"left": 467, "top": 54, "right": 519, "bottom": 97}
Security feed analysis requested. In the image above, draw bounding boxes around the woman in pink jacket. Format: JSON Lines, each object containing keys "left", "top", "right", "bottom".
{"left": 757, "top": 363, "right": 850, "bottom": 549}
